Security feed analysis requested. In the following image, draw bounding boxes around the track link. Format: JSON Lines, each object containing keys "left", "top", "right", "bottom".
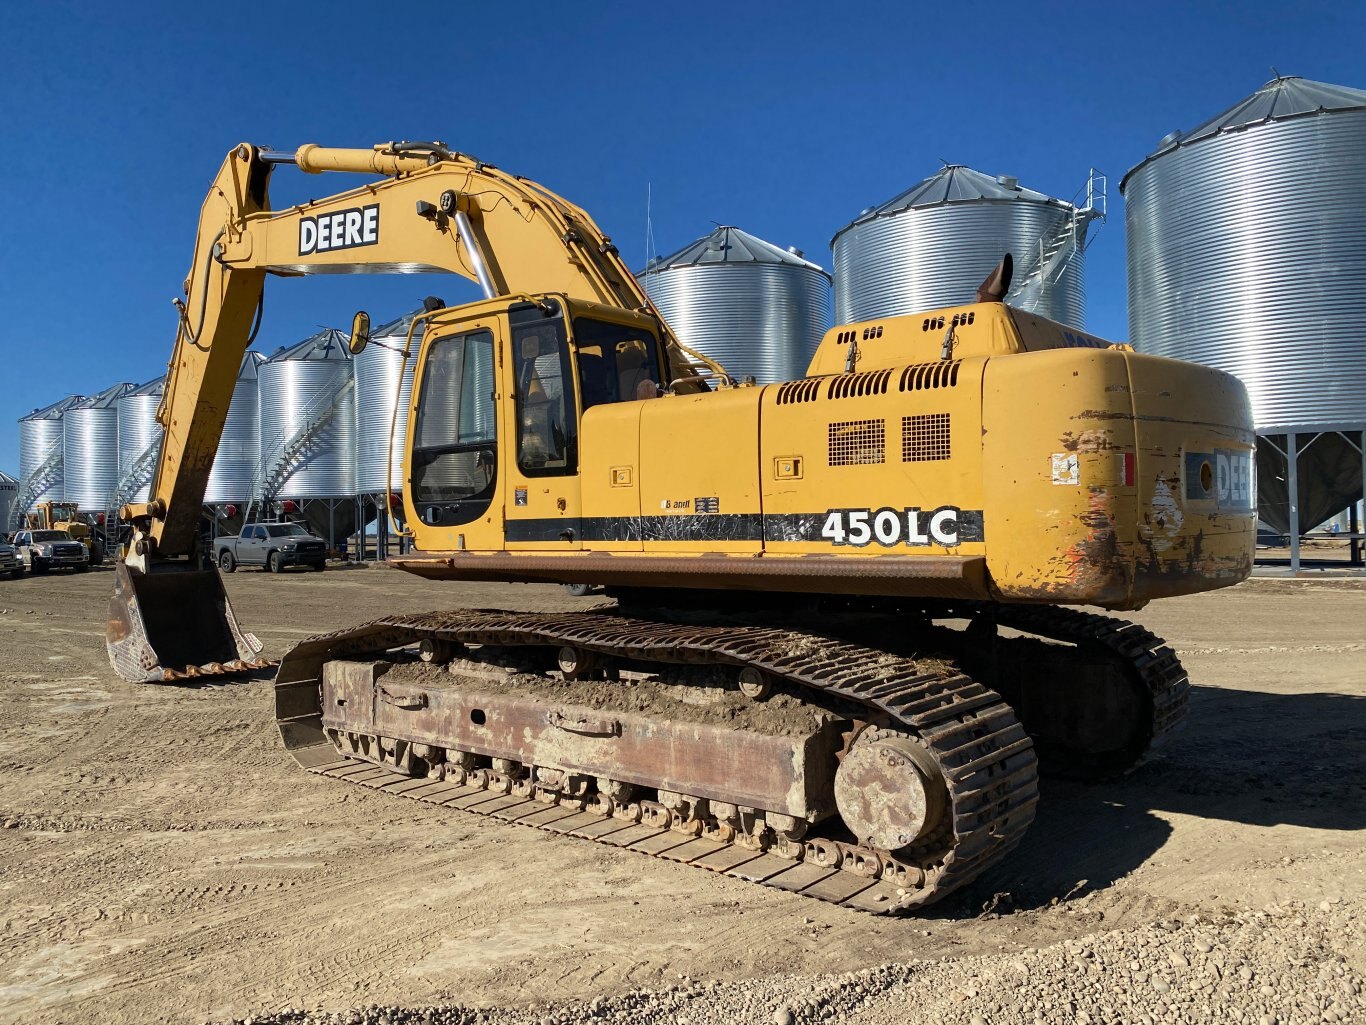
{"left": 275, "top": 609, "right": 1039, "bottom": 913}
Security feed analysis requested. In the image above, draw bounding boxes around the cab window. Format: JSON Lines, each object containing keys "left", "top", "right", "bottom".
{"left": 572, "top": 318, "right": 662, "bottom": 411}
{"left": 512, "top": 306, "right": 576, "bottom": 475}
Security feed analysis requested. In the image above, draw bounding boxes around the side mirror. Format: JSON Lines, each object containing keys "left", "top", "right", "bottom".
{"left": 347, "top": 311, "right": 371, "bottom": 355}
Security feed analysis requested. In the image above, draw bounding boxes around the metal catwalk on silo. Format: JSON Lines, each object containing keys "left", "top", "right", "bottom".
{"left": 257, "top": 329, "right": 358, "bottom": 546}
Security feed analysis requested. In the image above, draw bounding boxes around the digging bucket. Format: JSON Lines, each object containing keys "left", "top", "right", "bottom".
{"left": 107, "top": 559, "right": 271, "bottom": 682}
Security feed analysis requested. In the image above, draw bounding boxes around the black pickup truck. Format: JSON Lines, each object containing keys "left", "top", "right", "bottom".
{"left": 214, "top": 522, "right": 327, "bottom": 573}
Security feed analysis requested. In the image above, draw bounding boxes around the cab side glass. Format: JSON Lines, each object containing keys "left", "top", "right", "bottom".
{"left": 512, "top": 308, "right": 576, "bottom": 476}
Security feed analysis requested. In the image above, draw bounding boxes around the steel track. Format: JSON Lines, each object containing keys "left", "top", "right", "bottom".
{"left": 989, "top": 603, "right": 1189, "bottom": 777}
{"left": 275, "top": 609, "right": 1040, "bottom": 913}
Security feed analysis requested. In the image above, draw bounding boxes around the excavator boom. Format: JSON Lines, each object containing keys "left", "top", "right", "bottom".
{"left": 109, "top": 142, "right": 719, "bottom": 681}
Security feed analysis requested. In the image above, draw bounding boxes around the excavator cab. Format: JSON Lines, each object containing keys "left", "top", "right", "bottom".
{"left": 403, "top": 295, "right": 667, "bottom": 550}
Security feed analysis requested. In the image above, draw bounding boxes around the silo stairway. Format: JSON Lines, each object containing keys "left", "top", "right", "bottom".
{"left": 244, "top": 377, "right": 355, "bottom": 525}
{"left": 1008, "top": 168, "right": 1106, "bottom": 315}
{"left": 11, "top": 450, "right": 63, "bottom": 529}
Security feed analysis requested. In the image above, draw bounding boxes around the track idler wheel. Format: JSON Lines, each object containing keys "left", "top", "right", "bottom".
{"left": 418, "top": 637, "right": 461, "bottom": 665}
{"left": 834, "top": 728, "right": 947, "bottom": 852}
{"left": 556, "top": 645, "right": 598, "bottom": 680}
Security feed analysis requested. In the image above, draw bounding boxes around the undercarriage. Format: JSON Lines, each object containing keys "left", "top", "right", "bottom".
{"left": 274, "top": 602, "right": 1186, "bottom": 913}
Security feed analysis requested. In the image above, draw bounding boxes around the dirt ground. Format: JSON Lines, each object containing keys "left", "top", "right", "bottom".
{"left": 0, "top": 566, "right": 1362, "bottom": 1025}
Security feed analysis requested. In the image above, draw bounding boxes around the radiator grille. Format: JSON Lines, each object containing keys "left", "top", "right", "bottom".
{"left": 902, "top": 413, "right": 951, "bottom": 462}
{"left": 828, "top": 419, "right": 885, "bottom": 466}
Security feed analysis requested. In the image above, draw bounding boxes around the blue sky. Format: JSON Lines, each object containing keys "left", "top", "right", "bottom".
{"left": 2, "top": 0, "right": 1363, "bottom": 474}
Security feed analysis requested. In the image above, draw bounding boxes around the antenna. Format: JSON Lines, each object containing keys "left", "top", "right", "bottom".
{"left": 644, "top": 183, "right": 656, "bottom": 271}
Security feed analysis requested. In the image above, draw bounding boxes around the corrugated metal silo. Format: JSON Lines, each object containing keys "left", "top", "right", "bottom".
{"left": 115, "top": 378, "right": 164, "bottom": 506}
{"left": 0, "top": 471, "right": 17, "bottom": 532}
{"left": 63, "top": 383, "right": 134, "bottom": 511}
{"left": 354, "top": 309, "right": 423, "bottom": 494}
{"left": 1122, "top": 76, "right": 1366, "bottom": 540}
{"left": 18, "top": 395, "right": 84, "bottom": 510}
{"left": 1123, "top": 76, "right": 1366, "bottom": 428}
{"left": 206, "top": 352, "right": 266, "bottom": 504}
{"left": 639, "top": 226, "right": 831, "bottom": 384}
{"left": 832, "top": 165, "right": 1095, "bottom": 328}
{"left": 258, "top": 329, "right": 355, "bottom": 500}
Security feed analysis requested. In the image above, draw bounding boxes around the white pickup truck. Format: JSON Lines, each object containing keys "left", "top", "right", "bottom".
{"left": 13, "top": 529, "right": 90, "bottom": 573}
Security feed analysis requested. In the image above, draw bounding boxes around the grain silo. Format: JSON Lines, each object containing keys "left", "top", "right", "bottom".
{"left": 17, "top": 395, "right": 84, "bottom": 515}
{"left": 354, "top": 309, "right": 423, "bottom": 496}
{"left": 832, "top": 164, "right": 1101, "bottom": 328}
{"left": 258, "top": 328, "right": 355, "bottom": 504}
{"left": 63, "top": 383, "right": 134, "bottom": 512}
{"left": 114, "top": 377, "right": 164, "bottom": 507}
{"left": 640, "top": 226, "right": 831, "bottom": 384}
{"left": 1122, "top": 75, "right": 1366, "bottom": 561}
{"left": 205, "top": 352, "right": 266, "bottom": 506}
{"left": 0, "top": 471, "right": 17, "bottom": 533}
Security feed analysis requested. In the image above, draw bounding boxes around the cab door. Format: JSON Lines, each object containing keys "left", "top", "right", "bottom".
{"left": 404, "top": 314, "right": 505, "bottom": 554}
{"left": 502, "top": 301, "right": 583, "bottom": 550}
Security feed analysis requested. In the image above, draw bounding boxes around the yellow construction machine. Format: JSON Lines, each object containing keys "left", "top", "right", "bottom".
{"left": 107, "top": 142, "right": 1256, "bottom": 912}
{"left": 28, "top": 501, "right": 104, "bottom": 564}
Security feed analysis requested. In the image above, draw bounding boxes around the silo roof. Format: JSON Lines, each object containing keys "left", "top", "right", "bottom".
{"left": 21, "top": 394, "right": 87, "bottom": 421}
{"left": 831, "top": 165, "right": 1069, "bottom": 243}
{"left": 126, "top": 376, "right": 165, "bottom": 397}
{"left": 71, "top": 382, "right": 135, "bottom": 410}
{"left": 641, "top": 226, "right": 829, "bottom": 277}
{"left": 267, "top": 328, "right": 350, "bottom": 362}
{"left": 1121, "top": 76, "right": 1366, "bottom": 189}
{"left": 239, "top": 351, "right": 266, "bottom": 379}
{"left": 372, "top": 308, "right": 428, "bottom": 339}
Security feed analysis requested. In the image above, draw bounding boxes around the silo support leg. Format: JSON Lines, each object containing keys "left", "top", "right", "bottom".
{"left": 1287, "top": 432, "right": 1300, "bottom": 573}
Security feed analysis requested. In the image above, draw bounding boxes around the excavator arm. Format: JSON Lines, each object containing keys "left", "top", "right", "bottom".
{"left": 109, "top": 142, "right": 726, "bottom": 681}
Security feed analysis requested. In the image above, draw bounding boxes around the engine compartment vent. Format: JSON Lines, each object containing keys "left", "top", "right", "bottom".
{"left": 775, "top": 379, "right": 822, "bottom": 405}
{"left": 828, "top": 418, "right": 886, "bottom": 467}
{"left": 899, "top": 361, "right": 961, "bottom": 392}
{"left": 828, "top": 369, "right": 893, "bottom": 400}
{"left": 902, "top": 413, "right": 951, "bottom": 462}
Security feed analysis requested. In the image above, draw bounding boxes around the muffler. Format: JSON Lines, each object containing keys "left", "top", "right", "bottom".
{"left": 107, "top": 559, "right": 272, "bottom": 683}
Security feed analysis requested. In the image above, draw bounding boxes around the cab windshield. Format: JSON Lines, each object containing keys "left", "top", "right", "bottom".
{"left": 264, "top": 524, "right": 310, "bottom": 538}
{"left": 32, "top": 530, "right": 69, "bottom": 542}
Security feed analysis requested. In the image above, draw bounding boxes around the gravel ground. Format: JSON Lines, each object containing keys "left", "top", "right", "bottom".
{"left": 1, "top": 569, "right": 1363, "bottom": 1025}
{"left": 215, "top": 899, "right": 1365, "bottom": 1025}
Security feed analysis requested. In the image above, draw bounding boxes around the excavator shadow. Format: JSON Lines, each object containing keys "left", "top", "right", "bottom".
{"left": 936, "top": 684, "right": 1366, "bottom": 917}
{"left": 1131, "top": 684, "right": 1366, "bottom": 831}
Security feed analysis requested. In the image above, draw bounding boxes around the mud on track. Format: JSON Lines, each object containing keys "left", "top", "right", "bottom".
{"left": 0, "top": 567, "right": 1363, "bottom": 1024}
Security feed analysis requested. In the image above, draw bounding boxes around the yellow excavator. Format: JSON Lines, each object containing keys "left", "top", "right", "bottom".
{"left": 107, "top": 142, "right": 1255, "bottom": 913}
